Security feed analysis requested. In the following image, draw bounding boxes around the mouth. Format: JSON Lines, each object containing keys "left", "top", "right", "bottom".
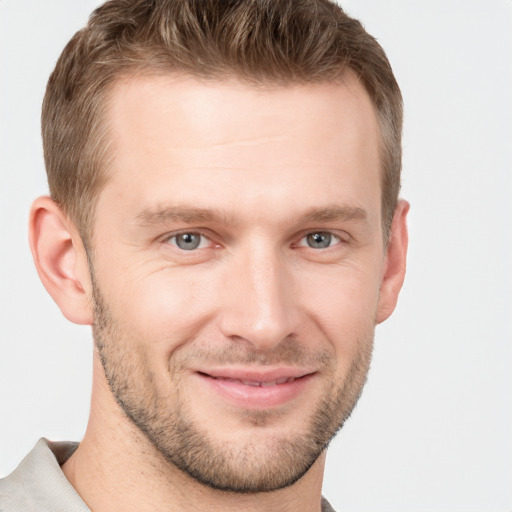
{"left": 194, "top": 368, "right": 316, "bottom": 409}
{"left": 198, "top": 373, "right": 303, "bottom": 387}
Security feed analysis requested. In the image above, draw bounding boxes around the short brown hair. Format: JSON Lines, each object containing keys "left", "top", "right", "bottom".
{"left": 42, "top": 0, "right": 402, "bottom": 241}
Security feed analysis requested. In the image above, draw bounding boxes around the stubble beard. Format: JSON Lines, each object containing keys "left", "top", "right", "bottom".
{"left": 91, "top": 277, "right": 374, "bottom": 494}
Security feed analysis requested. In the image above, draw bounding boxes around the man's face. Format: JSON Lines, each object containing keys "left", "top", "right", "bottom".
{"left": 90, "top": 74, "right": 386, "bottom": 492}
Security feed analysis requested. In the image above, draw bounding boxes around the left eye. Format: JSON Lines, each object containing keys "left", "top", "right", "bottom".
{"left": 298, "top": 232, "right": 341, "bottom": 249}
{"left": 167, "top": 232, "right": 209, "bottom": 251}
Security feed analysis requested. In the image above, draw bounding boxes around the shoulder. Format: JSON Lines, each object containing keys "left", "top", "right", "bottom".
{"left": 0, "top": 449, "right": 37, "bottom": 512}
{"left": 0, "top": 438, "right": 86, "bottom": 512}
{"left": 321, "top": 496, "right": 337, "bottom": 512}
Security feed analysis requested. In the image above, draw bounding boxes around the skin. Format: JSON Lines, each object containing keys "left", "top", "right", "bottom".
{"left": 29, "top": 72, "right": 409, "bottom": 512}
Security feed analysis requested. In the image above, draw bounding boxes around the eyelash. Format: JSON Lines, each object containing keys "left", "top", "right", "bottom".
{"left": 164, "top": 230, "right": 346, "bottom": 252}
{"left": 294, "top": 232, "right": 342, "bottom": 250}
{"left": 165, "top": 232, "right": 214, "bottom": 251}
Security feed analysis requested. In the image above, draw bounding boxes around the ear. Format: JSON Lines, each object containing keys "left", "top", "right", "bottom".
{"left": 29, "top": 196, "right": 94, "bottom": 325}
{"left": 376, "top": 199, "right": 410, "bottom": 324}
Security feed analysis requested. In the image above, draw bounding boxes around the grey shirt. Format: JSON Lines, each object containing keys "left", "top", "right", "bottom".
{"left": 0, "top": 439, "right": 336, "bottom": 511}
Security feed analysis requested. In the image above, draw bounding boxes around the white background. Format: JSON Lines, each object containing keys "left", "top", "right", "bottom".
{"left": 1, "top": 1, "right": 511, "bottom": 511}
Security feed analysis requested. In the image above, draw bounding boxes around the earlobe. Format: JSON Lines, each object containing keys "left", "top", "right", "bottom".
{"left": 376, "top": 199, "right": 410, "bottom": 324}
{"left": 29, "top": 196, "right": 94, "bottom": 325}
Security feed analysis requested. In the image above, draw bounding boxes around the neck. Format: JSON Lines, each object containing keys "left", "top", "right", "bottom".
{"left": 62, "top": 356, "right": 326, "bottom": 512}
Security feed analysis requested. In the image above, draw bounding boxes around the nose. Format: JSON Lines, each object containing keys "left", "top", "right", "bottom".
{"left": 218, "top": 243, "right": 299, "bottom": 351}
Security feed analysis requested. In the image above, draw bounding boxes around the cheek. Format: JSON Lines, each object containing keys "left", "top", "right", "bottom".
{"left": 105, "top": 267, "right": 219, "bottom": 351}
{"left": 297, "top": 264, "right": 380, "bottom": 353}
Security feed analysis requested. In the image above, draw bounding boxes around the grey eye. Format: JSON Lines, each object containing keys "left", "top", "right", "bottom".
{"left": 174, "top": 233, "right": 202, "bottom": 250}
{"left": 306, "top": 232, "right": 333, "bottom": 249}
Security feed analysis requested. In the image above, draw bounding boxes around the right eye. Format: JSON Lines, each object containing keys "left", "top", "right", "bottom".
{"left": 166, "top": 232, "right": 210, "bottom": 251}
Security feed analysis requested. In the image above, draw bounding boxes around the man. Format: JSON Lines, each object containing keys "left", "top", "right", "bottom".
{"left": 0, "top": 0, "right": 408, "bottom": 510}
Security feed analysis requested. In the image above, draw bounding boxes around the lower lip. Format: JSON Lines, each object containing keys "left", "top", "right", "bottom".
{"left": 196, "top": 373, "right": 314, "bottom": 409}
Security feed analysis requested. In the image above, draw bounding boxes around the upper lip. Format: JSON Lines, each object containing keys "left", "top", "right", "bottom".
{"left": 195, "top": 367, "right": 316, "bottom": 383}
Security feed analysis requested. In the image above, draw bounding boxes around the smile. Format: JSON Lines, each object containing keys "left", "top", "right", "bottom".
{"left": 205, "top": 375, "right": 299, "bottom": 387}
{"left": 194, "top": 369, "right": 315, "bottom": 409}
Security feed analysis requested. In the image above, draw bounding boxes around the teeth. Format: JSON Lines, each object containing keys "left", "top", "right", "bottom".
{"left": 213, "top": 376, "right": 296, "bottom": 386}
{"left": 242, "top": 380, "right": 262, "bottom": 387}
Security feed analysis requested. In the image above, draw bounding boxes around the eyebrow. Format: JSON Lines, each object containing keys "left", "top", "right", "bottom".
{"left": 134, "top": 206, "right": 236, "bottom": 226}
{"left": 298, "top": 205, "right": 369, "bottom": 225}
{"left": 134, "top": 204, "right": 368, "bottom": 227}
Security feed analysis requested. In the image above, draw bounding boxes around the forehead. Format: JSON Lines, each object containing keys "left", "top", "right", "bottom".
{"left": 105, "top": 72, "right": 379, "bottom": 150}
{"left": 98, "top": 73, "right": 382, "bottom": 226}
